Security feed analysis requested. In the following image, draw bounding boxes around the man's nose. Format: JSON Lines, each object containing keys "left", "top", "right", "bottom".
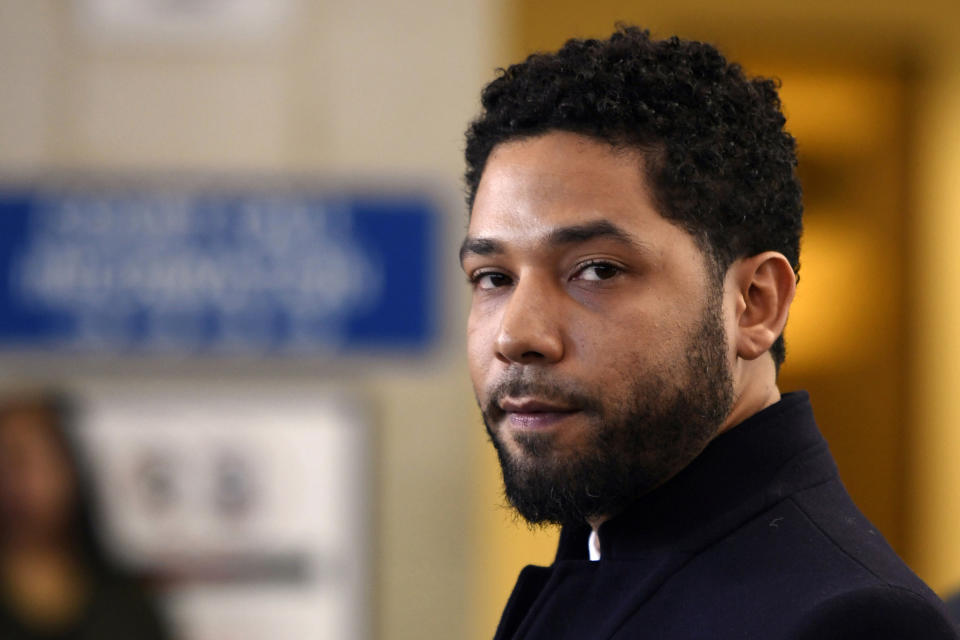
{"left": 494, "top": 278, "right": 564, "bottom": 365}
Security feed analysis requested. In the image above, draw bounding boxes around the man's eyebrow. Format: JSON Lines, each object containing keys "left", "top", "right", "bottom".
{"left": 547, "top": 220, "right": 643, "bottom": 249}
{"left": 459, "top": 219, "right": 648, "bottom": 265}
{"left": 459, "top": 237, "right": 503, "bottom": 264}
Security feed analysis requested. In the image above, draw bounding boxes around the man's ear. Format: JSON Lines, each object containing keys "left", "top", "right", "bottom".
{"left": 727, "top": 251, "right": 797, "bottom": 361}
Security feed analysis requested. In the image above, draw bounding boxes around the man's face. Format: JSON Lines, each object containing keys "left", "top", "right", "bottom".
{"left": 462, "top": 131, "right": 735, "bottom": 526}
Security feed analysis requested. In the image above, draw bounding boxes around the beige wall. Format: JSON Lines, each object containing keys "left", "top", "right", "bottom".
{"left": 0, "top": 1, "right": 502, "bottom": 176}
{"left": 0, "top": 1, "right": 503, "bottom": 638}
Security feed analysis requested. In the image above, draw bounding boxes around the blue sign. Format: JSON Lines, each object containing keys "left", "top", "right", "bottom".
{"left": 0, "top": 186, "right": 440, "bottom": 354}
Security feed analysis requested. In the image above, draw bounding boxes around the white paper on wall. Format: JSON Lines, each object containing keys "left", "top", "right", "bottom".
{"left": 77, "top": 384, "right": 369, "bottom": 640}
{"left": 75, "top": 0, "right": 295, "bottom": 43}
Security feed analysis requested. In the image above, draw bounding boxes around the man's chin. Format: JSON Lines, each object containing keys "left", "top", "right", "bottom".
{"left": 509, "top": 429, "right": 566, "bottom": 460}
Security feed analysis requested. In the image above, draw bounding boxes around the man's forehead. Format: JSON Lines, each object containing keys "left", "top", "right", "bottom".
{"left": 475, "top": 135, "right": 649, "bottom": 202}
{"left": 468, "top": 133, "right": 659, "bottom": 225}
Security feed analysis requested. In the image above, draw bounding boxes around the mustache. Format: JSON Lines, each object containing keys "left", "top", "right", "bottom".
{"left": 482, "top": 375, "right": 601, "bottom": 420}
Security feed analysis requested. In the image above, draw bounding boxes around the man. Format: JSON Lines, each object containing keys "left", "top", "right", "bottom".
{"left": 460, "top": 27, "right": 957, "bottom": 639}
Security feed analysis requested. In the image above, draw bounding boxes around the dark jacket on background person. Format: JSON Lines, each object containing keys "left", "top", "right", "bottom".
{"left": 495, "top": 392, "right": 958, "bottom": 640}
{"left": 0, "top": 570, "right": 168, "bottom": 640}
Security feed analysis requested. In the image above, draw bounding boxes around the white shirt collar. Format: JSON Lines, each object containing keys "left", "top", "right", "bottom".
{"left": 588, "top": 528, "right": 602, "bottom": 561}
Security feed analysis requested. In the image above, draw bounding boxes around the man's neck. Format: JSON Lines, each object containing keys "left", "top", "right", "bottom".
{"left": 719, "top": 354, "right": 781, "bottom": 435}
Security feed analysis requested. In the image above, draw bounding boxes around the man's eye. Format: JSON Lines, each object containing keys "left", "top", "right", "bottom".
{"left": 473, "top": 272, "right": 511, "bottom": 290}
{"left": 576, "top": 262, "right": 621, "bottom": 282}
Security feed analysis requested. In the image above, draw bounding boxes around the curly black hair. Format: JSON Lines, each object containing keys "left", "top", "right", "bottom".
{"left": 464, "top": 26, "right": 802, "bottom": 368}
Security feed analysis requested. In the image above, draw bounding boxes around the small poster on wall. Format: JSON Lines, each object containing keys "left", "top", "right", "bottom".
{"left": 77, "top": 384, "right": 370, "bottom": 640}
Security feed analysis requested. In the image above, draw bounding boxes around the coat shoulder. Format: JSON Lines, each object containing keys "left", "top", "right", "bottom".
{"left": 792, "top": 584, "right": 958, "bottom": 640}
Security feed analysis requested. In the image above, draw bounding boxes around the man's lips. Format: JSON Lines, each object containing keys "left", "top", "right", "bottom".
{"left": 498, "top": 397, "right": 580, "bottom": 429}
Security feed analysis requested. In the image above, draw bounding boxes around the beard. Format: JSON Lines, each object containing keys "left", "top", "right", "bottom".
{"left": 481, "top": 294, "right": 734, "bottom": 528}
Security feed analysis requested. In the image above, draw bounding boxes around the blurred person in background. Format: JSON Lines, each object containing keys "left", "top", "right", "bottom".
{"left": 462, "top": 26, "right": 957, "bottom": 639}
{"left": 0, "top": 390, "right": 170, "bottom": 640}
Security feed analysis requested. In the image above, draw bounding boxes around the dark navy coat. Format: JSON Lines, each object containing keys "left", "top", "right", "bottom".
{"left": 494, "top": 392, "right": 957, "bottom": 639}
